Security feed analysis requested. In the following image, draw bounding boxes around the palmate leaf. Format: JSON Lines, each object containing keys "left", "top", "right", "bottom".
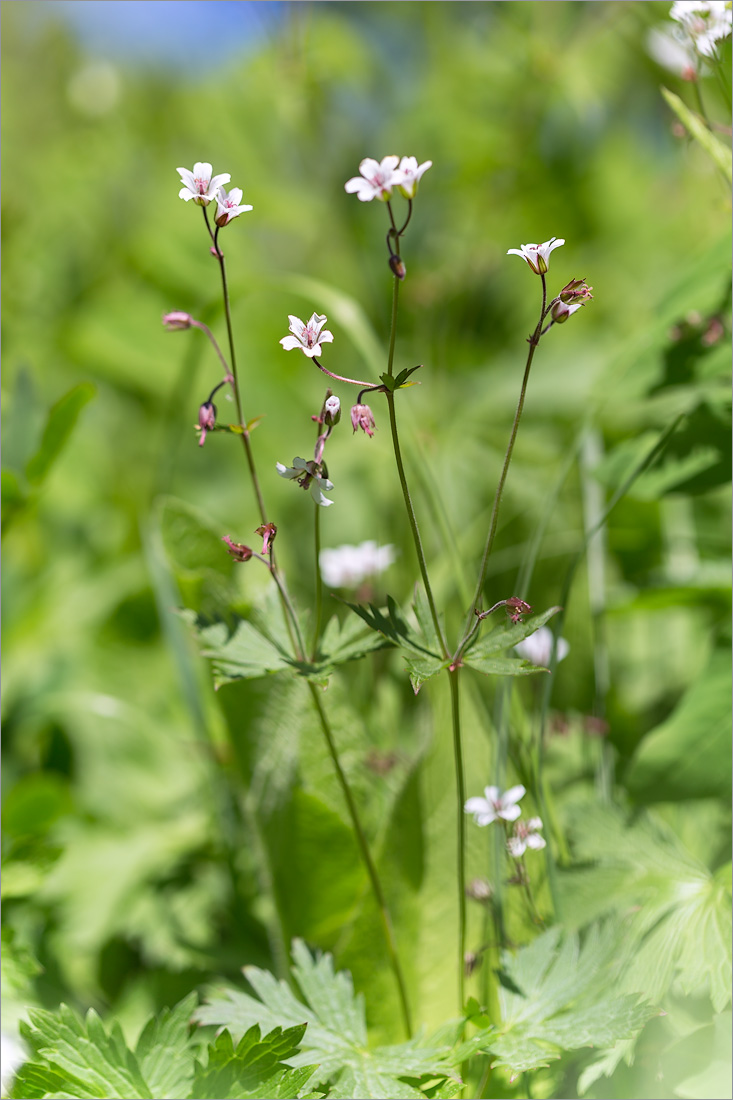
{"left": 345, "top": 591, "right": 451, "bottom": 692}
{"left": 467, "top": 924, "right": 656, "bottom": 1080}
{"left": 195, "top": 941, "right": 457, "bottom": 1099}
{"left": 192, "top": 1023, "right": 317, "bottom": 1099}
{"left": 462, "top": 606, "right": 561, "bottom": 678}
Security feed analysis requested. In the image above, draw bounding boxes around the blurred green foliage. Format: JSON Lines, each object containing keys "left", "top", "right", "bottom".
{"left": 2, "top": 2, "right": 731, "bottom": 1098}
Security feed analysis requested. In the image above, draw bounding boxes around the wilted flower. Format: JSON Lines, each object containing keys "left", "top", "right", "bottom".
{"left": 464, "top": 785, "right": 526, "bottom": 826}
{"left": 558, "top": 278, "right": 593, "bottom": 304}
{"left": 280, "top": 313, "right": 334, "bottom": 358}
{"left": 276, "top": 457, "right": 334, "bottom": 507}
{"left": 319, "top": 541, "right": 397, "bottom": 587}
{"left": 221, "top": 535, "right": 253, "bottom": 562}
{"left": 507, "top": 817, "right": 546, "bottom": 858}
{"left": 351, "top": 403, "right": 376, "bottom": 437}
{"left": 507, "top": 237, "right": 565, "bottom": 275}
{"left": 162, "top": 311, "right": 193, "bottom": 330}
{"left": 214, "top": 185, "right": 253, "bottom": 227}
{"left": 515, "top": 626, "right": 569, "bottom": 667}
{"left": 344, "top": 156, "right": 400, "bottom": 202}
{"left": 505, "top": 597, "right": 532, "bottom": 623}
{"left": 324, "top": 394, "right": 341, "bottom": 425}
{"left": 197, "top": 401, "right": 216, "bottom": 447}
{"left": 396, "top": 155, "right": 432, "bottom": 198}
{"left": 255, "top": 522, "right": 277, "bottom": 555}
{"left": 670, "top": 1, "right": 732, "bottom": 55}
{"left": 177, "top": 162, "right": 231, "bottom": 206}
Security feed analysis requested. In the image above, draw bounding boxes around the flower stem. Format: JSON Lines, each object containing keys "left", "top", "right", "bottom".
{"left": 306, "top": 681, "right": 413, "bottom": 1038}
{"left": 311, "top": 503, "right": 323, "bottom": 661}
{"left": 449, "top": 668, "right": 467, "bottom": 1015}
{"left": 311, "top": 357, "right": 373, "bottom": 389}
{"left": 455, "top": 275, "right": 547, "bottom": 657}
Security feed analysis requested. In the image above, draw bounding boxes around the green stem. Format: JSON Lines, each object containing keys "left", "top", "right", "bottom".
{"left": 311, "top": 503, "right": 323, "bottom": 661}
{"left": 449, "top": 669, "right": 467, "bottom": 1014}
{"left": 307, "top": 682, "right": 413, "bottom": 1038}
{"left": 456, "top": 275, "right": 547, "bottom": 657}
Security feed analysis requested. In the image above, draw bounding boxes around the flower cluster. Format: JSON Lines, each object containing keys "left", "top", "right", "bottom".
{"left": 344, "top": 155, "right": 432, "bottom": 202}
{"left": 670, "top": 0, "right": 732, "bottom": 56}
{"left": 177, "top": 161, "right": 252, "bottom": 226}
{"left": 319, "top": 541, "right": 397, "bottom": 588}
{"left": 464, "top": 784, "right": 546, "bottom": 861}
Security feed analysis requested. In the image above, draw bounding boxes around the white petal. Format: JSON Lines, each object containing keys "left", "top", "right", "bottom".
{"left": 302, "top": 344, "right": 320, "bottom": 358}
{"left": 193, "top": 162, "right": 213, "bottom": 178}
{"left": 359, "top": 157, "right": 381, "bottom": 176}
{"left": 483, "top": 785, "right": 500, "bottom": 803}
{"left": 280, "top": 335, "right": 302, "bottom": 351}
{"left": 345, "top": 177, "right": 367, "bottom": 193}
{"left": 276, "top": 462, "right": 298, "bottom": 479}
{"left": 177, "top": 167, "right": 196, "bottom": 188}
{"left": 527, "top": 834, "right": 547, "bottom": 850}
{"left": 465, "top": 797, "right": 490, "bottom": 815}
{"left": 288, "top": 316, "right": 306, "bottom": 338}
{"left": 507, "top": 837, "right": 526, "bottom": 858}
{"left": 503, "top": 785, "right": 526, "bottom": 806}
{"left": 475, "top": 811, "right": 496, "bottom": 826}
{"left": 179, "top": 187, "right": 195, "bottom": 201}
{"left": 499, "top": 803, "right": 523, "bottom": 822}
{"left": 527, "top": 817, "right": 543, "bottom": 830}
{"left": 319, "top": 330, "right": 334, "bottom": 344}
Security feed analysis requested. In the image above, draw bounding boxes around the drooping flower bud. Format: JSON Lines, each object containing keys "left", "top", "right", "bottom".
{"left": 197, "top": 401, "right": 217, "bottom": 446}
{"left": 550, "top": 300, "right": 583, "bottom": 324}
{"left": 389, "top": 254, "right": 406, "bottom": 280}
{"left": 558, "top": 278, "right": 593, "bottom": 304}
{"left": 221, "top": 535, "right": 253, "bottom": 562}
{"left": 324, "top": 394, "right": 341, "bottom": 426}
{"left": 163, "top": 311, "right": 193, "bottom": 330}
{"left": 351, "top": 403, "right": 376, "bottom": 437}
{"left": 255, "top": 522, "right": 277, "bottom": 555}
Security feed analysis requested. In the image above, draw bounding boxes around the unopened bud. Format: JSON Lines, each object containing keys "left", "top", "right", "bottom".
{"left": 197, "top": 401, "right": 217, "bottom": 446}
{"left": 389, "top": 254, "right": 406, "bottom": 280}
{"left": 324, "top": 394, "right": 341, "bottom": 426}
{"left": 163, "top": 311, "right": 193, "bottom": 330}
{"left": 255, "top": 522, "right": 277, "bottom": 555}
{"left": 551, "top": 300, "right": 583, "bottom": 324}
{"left": 221, "top": 535, "right": 253, "bottom": 562}
{"left": 558, "top": 279, "right": 593, "bottom": 305}
{"left": 351, "top": 403, "right": 376, "bottom": 437}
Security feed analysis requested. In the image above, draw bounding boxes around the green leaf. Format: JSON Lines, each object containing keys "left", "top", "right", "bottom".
{"left": 134, "top": 993, "right": 198, "bottom": 1100}
{"left": 159, "top": 497, "right": 235, "bottom": 577}
{"left": 194, "top": 615, "right": 293, "bottom": 686}
{"left": 344, "top": 596, "right": 441, "bottom": 660}
{"left": 662, "top": 87, "right": 733, "bottom": 182}
{"left": 463, "top": 606, "right": 561, "bottom": 676}
{"left": 317, "top": 612, "right": 390, "bottom": 670}
{"left": 625, "top": 648, "right": 731, "bottom": 801}
{"left": 405, "top": 655, "right": 450, "bottom": 694}
{"left": 393, "top": 365, "right": 423, "bottom": 390}
{"left": 195, "top": 941, "right": 456, "bottom": 1099}
{"left": 468, "top": 924, "right": 656, "bottom": 1079}
{"left": 192, "top": 1023, "right": 317, "bottom": 1100}
{"left": 25, "top": 383, "right": 95, "bottom": 487}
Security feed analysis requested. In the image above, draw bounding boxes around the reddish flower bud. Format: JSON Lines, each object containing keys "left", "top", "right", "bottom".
{"left": 389, "top": 254, "right": 406, "bottom": 280}
{"left": 351, "top": 403, "right": 376, "bottom": 437}
{"left": 221, "top": 535, "right": 253, "bottom": 562}
{"left": 197, "top": 401, "right": 216, "bottom": 447}
{"left": 255, "top": 522, "right": 277, "bottom": 555}
{"left": 162, "top": 311, "right": 193, "bottom": 330}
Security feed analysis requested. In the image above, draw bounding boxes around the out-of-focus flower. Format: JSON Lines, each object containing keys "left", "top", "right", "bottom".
{"left": 276, "top": 457, "right": 334, "bottom": 507}
{"left": 464, "top": 785, "right": 526, "bottom": 826}
{"left": 670, "top": 1, "right": 732, "bottom": 55}
{"left": 197, "top": 401, "right": 216, "bottom": 447}
{"left": 177, "top": 162, "right": 231, "bottom": 206}
{"left": 255, "top": 522, "right": 277, "bottom": 555}
{"left": 324, "top": 394, "right": 341, "bottom": 425}
{"left": 507, "top": 237, "right": 565, "bottom": 275}
{"left": 515, "top": 626, "right": 569, "bottom": 667}
{"left": 162, "top": 311, "right": 194, "bottom": 330}
{"left": 214, "top": 185, "right": 253, "bottom": 227}
{"left": 319, "top": 540, "right": 397, "bottom": 587}
{"left": 1, "top": 1032, "right": 26, "bottom": 1095}
{"left": 221, "top": 535, "right": 253, "bottom": 562}
{"left": 466, "top": 877, "right": 494, "bottom": 902}
{"left": 646, "top": 26, "right": 698, "bottom": 75}
{"left": 280, "top": 313, "right": 334, "bottom": 358}
{"left": 351, "top": 403, "right": 376, "bottom": 437}
{"left": 507, "top": 817, "right": 546, "bottom": 858}
{"left": 344, "top": 156, "right": 400, "bottom": 202}
{"left": 550, "top": 300, "right": 584, "bottom": 324}
{"left": 395, "top": 155, "right": 432, "bottom": 198}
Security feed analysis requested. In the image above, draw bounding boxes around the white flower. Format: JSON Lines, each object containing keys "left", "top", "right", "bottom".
{"left": 1, "top": 1031, "right": 26, "bottom": 1095}
{"left": 319, "top": 541, "right": 397, "bottom": 587}
{"left": 276, "top": 457, "right": 334, "bottom": 507}
{"left": 646, "top": 26, "right": 698, "bottom": 74}
{"left": 670, "top": 1, "right": 732, "bottom": 55}
{"left": 514, "top": 626, "right": 569, "bottom": 668}
{"left": 177, "top": 162, "right": 231, "bottom": 206}
{"left": 464, "top": 784, "right": 526, "bottom": 826}
{"left": 344, "top": 156, "right": 401, "bottom": 202}
{"left": 214, "top": 185, "right": 253, "bottom": 227}
{"left": 507, "top": 817, "right": 546, "bottom": 858}
{"left": 280, "top": 313, "right": 334, "bottom": 358}
{"left": 507, "top": 237, "right": 565, "bottom": 275}
{"left": 395, "top": 156, "right": 432, "bottom": 198}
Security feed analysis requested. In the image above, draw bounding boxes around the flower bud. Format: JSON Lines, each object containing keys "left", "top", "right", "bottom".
{"left": 221, "top": 535, "right": 253, "bottom": 562}
{"left": 550, "top": 300, "right": 583, "bottom": 324}
{"left": 324, "top": 394, "right": 341, "bottom": 426}
{"left": 351, "top": 403, "right": 376, "bottom": 437}
{"left": 389, "top": 254, "right": 406, "bottom": 280}
{"left": 163, "top": 311, "right": 193, "bottom": 330}
{"left": 197, "top": 401, "right": 216, "bottom": 446}
{"left": 558, "top": 278, "right": 593, "bottom": 305}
